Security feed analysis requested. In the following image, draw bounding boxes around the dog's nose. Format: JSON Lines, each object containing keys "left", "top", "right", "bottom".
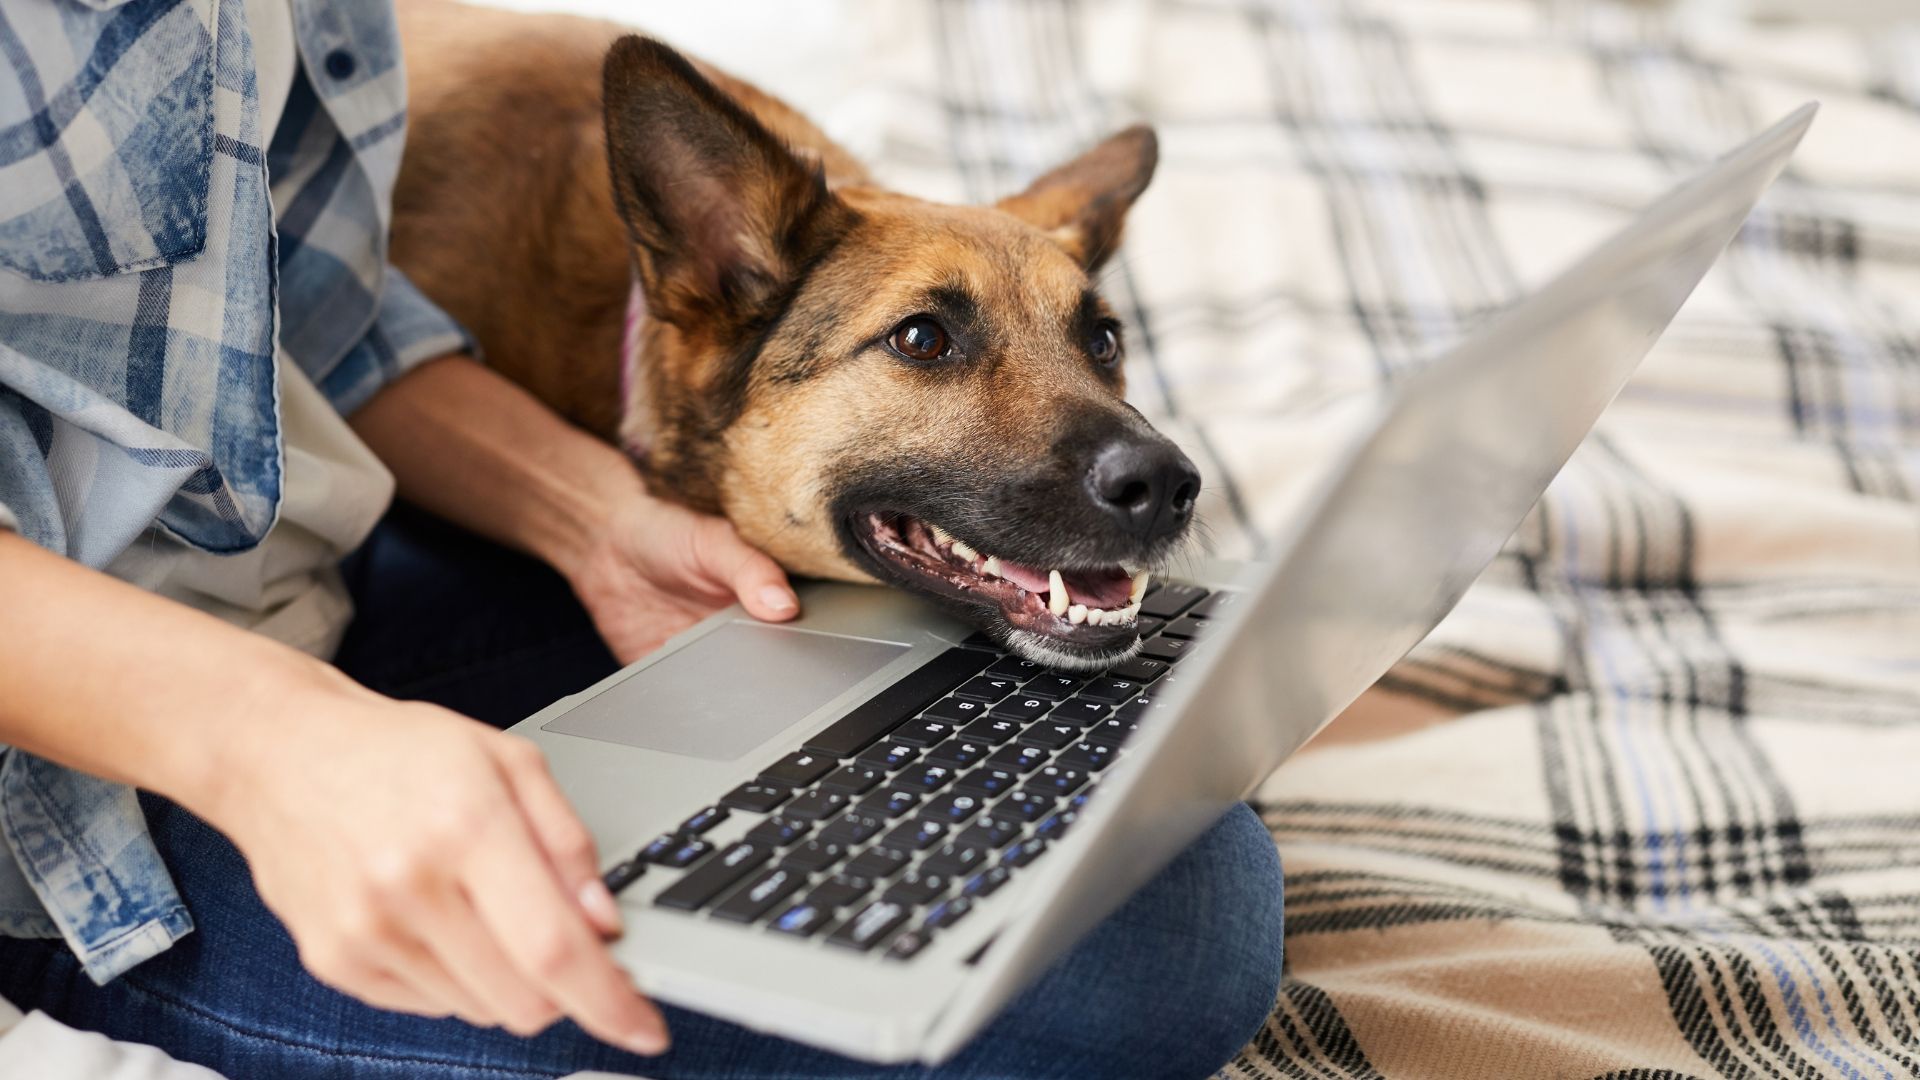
{"left": 1086, "top": 438, "right": 1201, "bottom": 544}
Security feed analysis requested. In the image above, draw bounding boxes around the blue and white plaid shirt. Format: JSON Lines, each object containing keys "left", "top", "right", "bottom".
{"left": 0, "top": 0, "right": 465, "bottom": 982}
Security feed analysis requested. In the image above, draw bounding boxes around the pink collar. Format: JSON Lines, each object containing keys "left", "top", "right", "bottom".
{"left": 617, "top": 277, "right": 651, "bottom": 461}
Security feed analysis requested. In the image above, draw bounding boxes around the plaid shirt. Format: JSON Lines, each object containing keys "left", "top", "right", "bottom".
{"left": 0, "top": 0, "right": 464, "bottom": 982}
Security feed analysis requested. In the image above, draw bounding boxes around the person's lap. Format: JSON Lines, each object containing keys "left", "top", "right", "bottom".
{"left": 0, "top": 506, "right": 1284, "bottom": 1079}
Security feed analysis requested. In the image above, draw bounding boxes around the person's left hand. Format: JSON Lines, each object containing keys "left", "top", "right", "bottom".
{"left": 565, "top": 488, "right": 799, "bottom": 663}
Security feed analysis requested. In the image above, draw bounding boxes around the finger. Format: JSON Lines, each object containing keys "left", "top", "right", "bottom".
{"left": 463, "top": 816, "right": 670, "bottom": 1055}
{"left": 406, "top": 884, "right": 564, "bottom": 1036}
{"left": 697, "top": 525, "right": 797, "bottom": 622}
{"left": 494, "top": 736, "right": 623, "bottom": 937}
{"left": 374, "top": 928, "right": 499, "bottom": 1028}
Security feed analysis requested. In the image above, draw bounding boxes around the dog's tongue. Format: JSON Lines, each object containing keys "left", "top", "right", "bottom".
{"left": 993, "top": 557, "right": 1135, "bottom": 610}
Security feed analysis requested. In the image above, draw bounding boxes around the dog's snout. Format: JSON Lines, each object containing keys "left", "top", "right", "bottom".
{"left": 1086, "top": 438, "right": 1200, "bottom": 544}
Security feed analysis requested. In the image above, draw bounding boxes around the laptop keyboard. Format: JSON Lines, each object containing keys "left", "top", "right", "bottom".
{"left": 599, "top": 581, "right": 1234, "bottom": 962}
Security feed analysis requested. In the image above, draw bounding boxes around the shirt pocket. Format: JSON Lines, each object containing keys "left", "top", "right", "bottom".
{"left": 0, "top": 0, "right": 215, "bottom": 282}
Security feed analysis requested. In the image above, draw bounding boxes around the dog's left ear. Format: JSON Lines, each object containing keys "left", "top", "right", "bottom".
{"left": 602, "top": 36, "right": 851, "bottom": 327}
{"left": 996, "top": 125, "right": 1157, "bottom": 272}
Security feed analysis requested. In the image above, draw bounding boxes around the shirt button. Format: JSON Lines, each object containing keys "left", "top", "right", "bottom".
{"left": 324, "top": 48, "right": 356, "bottom": 80}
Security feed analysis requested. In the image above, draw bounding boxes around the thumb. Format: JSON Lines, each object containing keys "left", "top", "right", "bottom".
{"left": 698, "top": 525, "right": 799, "bottom": 622}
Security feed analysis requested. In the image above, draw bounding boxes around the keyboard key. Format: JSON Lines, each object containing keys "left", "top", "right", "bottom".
{"left": 988, "top": 696, "right": 1050, "bottom": 722}
{"left": 1001, "top": 838, "right": 1050, "bottom": 868}
{"left": 638, "top": 833, "right": 681, "bottom": 864}
{"left": 710, "top": 866, "right": 805, "bottom": 923}
{"left": 1059, "top": 741, "right": 1117, "bottom": 771}
{"left": 883, "top": 871, "right": 950, "bottom": 906}
{"left": 926, "top": 737, "right": 990, "bottom": 768}
{"left": 784, "top": 789, "right": 851, "bottom": 821}
{"left": 745, "top": 815, "right": 811, "bottom": 846}
{"left": 963, "top": 865, "right": 1012, "bottom": 898}
{"left": 719, "top": 782, "right": 790, "bottom": 814}
{"left": 855, "top": 739, "right": 921, "bottom": 772}
{"left": 1108, "top": 657, "right": 1169, "bottom": 683}
{"left": 1022, "top": 674, "right": 1083, "bottom": 700}
{"left": 819, "top": 764, "right": 884, "bottom": 795}
{"left": 961, "top": 716, "right": 1023, "bottom": 743}
{"left": 953, "top": 767, "right": 1019, "bottom": 797}
{"left": 677, "top": 805, "right": 729, "bottom": 835}
{"left": 803, "top": 648, "right": 993, "bottom": 757}
{"left": 1017, "top": 720, "right": 1080, "bottom": 751}
{"left": 956, "top": 816, "right": 1020, "bottom": 849}
{"left": 924, "top": 896, "right": 973, "bottom": 929}
{"left": 1078, "top": 677, "right": 1141, "bottom": 705}
{"left": 1086, "top": 716, "right": 1142, "bottom": 745}
{"left": 923, "top": 697, "right": 992, "bottom": 724}
{"left": 819, "top": 811, "right": 886, "bottom": 846}
{"left": 858, "top": 788, "right": 921, "bottom": 818}
{"left": 1139, "top": 583, "right": 1208, "bottom": 619}
{"left": 999, "top": 792, "right": 1051, "bottom": 821}
{"left": 602, "top": 859, "right": 646, "bottom": 894}
{"left": 1030, "top": 765, "right": 1089, "bottom": 797}
{"left": 921, "top": 791, "right": 985, "bottom": 824}
{"left": 922, "top": 842, "right": 990, "bottom": 879}
{"left": 660, "top": 838, "right": 714, "bottom": 868}
{"left": 893, "top": 718, "right": 961, "bottom": 747}
{"left": 987, "top": 745, "right": 1050, "bottom": 773}
{"left": 881, "top": 818, "right": 948, "bottom": 851}
{"left": 985, "top": 656, "right": 1046, "bottom": 680}
{"left": 958, "top": 630, "right": 999, "bottom": 649}
{"left": 760, "top": 750, "right": 836, "bottom": 788}
{"left": 654, "top": 842, "right": 770, "bottom": 911}
{"left": 1115, "top": 693, "right": 1166, "bottom": 723}
{"left": 897, "top": 763, "right": 959, "bottom": 792}
{"left": 1035, "top": 810, "right": 1079, "bottom": 840}
{"left": 1050, "top": 698, "right": 1111, "bottom": 727}
{"left": 780, "top": 839, "right": 846, "bottom": 874}
{"left": 1186, "top": 590, "right": 1241, "bottom": 619}
{"left": 1160, "top": 615, "right": 1208, "bottom": 639}
{"left": 953, "top": 676, "right": 1019, "bottom": 702}
{"left": 1139, "top": 636, "right": 1195, "bottom": 663}
{"left": 1135, "top": 616, "right": 1166, "bottom": 638}
{"left": 828, "top": 901, "right": 910, "bottom": 952}
{"left": 769, "top": 902, "right": 834, "bottom": 937}
{"left": 806, "top": 875, "right": 873, "bottom": 909}
{"left": 885, "top": 929, "right": 932, "bottom": 961}
{"left": 844, "top": 846, "right": 911, "bottom": 881}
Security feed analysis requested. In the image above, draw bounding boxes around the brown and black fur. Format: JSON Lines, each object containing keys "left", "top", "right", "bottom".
{"left": 392, "top": 1, "right": 1186, "bottom": 660}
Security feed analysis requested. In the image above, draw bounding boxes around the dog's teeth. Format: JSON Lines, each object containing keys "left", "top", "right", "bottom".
{"left": 983, "top": 556, "right": 1001, "bottom": 577}
{"left": 931, "top": 524, "right": 953, "bottom": 545}
{"left": 951, "top": 540, "right": 977, "bottom": 562}
{"left": 1122, "top": 601, "right": 1140, "bottom": 621}
{"left": 1068, "top": 604, "right": 1088, "bottom": 625}
{"left": 1129, "top": 570, "right": 1150, "bottom": 604}
{"left": 1086, "top": 608, "right": 1105, "bottom": 626}
{"left": 1048, "top": 570, "right": 1068, "bottom": 616}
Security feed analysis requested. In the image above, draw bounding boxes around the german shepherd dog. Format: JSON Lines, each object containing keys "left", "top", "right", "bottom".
{"left": 390, "top": 2, "right": 1198, "bottom": 670}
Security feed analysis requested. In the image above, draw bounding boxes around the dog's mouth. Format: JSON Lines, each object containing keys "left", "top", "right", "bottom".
{"left": 848, "top": 512, "right": 1149, "bottom": 670}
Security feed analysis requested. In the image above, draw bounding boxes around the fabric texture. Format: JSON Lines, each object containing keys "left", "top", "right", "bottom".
{"left": 813, "top": 0, "right": 1920, "bottom": 1075}
{"left": 0, "top": 0, "right": 466, "bottom": 984}
{"left": 0, "top": 508, "right": 1285, "bottom": 1080}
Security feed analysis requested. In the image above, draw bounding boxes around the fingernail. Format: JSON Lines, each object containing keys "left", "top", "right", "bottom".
{"left": 758, "top": 586, "right": 796, "bottom": 613}
{"left": 624, "top": 1026, "right": 670, "bottom": 1055}
{"left": 579, "top": 880, "right": 622, "bottom": 934}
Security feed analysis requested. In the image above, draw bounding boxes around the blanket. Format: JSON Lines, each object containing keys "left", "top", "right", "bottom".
{"left": 829, "top": 0, "right": 1920, "bottom": 1075}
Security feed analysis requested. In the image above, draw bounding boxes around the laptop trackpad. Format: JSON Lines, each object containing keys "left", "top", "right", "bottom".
{"left": 542, "top": 622, "right": 913, "bottom": 761}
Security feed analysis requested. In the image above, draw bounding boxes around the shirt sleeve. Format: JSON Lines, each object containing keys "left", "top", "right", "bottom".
{"left": 0, "top": 390, "right": 57, "bottom": 550}
{"left": 315, "top": 266, "right": 473, "bottom": 416}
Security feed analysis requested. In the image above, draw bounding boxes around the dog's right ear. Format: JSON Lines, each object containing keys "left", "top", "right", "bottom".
{"left": 602, "top": 36, "right": 851, "bottom": 328}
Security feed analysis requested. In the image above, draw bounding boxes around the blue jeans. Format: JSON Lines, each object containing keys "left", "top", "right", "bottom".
{"left": 0, "top": 507, "right": 1284, "bottom": 1079}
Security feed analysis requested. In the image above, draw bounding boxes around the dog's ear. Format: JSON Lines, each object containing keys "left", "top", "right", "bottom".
{"left": 602, "top": 36, "right": 850, "bottom": 326}
{"left": 996, "top": 125, "right": 1157, "bottom": 272}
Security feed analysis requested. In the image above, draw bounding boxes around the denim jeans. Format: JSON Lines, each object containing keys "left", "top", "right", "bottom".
{"left": 0, "top": 506, "right": 1285, "bottom": 1079}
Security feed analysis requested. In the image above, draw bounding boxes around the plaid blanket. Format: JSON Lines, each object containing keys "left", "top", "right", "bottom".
{"left": 814, "top": 0, "right": 1920, "bottom": 1075}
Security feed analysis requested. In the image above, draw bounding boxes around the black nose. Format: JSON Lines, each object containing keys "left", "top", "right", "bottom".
{"left": 1085, "top": 438, "right": 1201, "bottom": 544}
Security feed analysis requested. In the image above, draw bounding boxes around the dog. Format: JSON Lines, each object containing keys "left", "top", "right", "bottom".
{"left": 389, "top": 1, "right": 1198, "bottom": 670}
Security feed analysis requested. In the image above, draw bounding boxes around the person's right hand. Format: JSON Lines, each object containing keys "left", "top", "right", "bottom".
{"left": 191, "top": 669, "right": 669, "bottom": 1054}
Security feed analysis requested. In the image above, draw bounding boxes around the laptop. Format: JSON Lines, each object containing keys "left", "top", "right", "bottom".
{"left": 511, "top": 104, "right": 1815, "bottom": 1063}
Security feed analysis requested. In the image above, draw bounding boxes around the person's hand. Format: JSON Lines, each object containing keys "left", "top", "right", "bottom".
{"left": 565, "top": 487, "right": 799, "bottom": 663}
{"left": 195, "top": 672, "right": 669, "bottom": 1053}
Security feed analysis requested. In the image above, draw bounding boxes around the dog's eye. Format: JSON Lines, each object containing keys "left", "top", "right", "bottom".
{"left": 889, "top": 316, "right": 951, "bottom": 362}
{"left": 1088, "top": 322, "right": 1121, "bottom": 368}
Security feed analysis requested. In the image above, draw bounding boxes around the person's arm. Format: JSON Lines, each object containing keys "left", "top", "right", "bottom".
{"left": 348, "top": 353, "right": 798, "bottom": 662}
{"left": 0, "top": 533, "right": 669, "bottom": 1054}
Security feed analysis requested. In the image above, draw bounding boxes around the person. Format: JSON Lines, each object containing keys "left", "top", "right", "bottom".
{"left": 0, "top": 0, "right": 1286, "bottom": 1076}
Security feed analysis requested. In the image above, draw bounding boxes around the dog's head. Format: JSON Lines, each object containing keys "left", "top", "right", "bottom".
{"left": 602, "top": 37, "right": 1196, "bottom": 670}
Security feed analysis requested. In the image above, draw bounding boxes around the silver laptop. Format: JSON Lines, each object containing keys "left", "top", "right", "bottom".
{"left": 512, "top": 104, "right": 1814, "bottom": 1064}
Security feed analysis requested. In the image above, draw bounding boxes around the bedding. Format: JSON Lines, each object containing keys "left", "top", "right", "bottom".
{"left": 837, "top": 0, "right": 1920, "bottom": 1075}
